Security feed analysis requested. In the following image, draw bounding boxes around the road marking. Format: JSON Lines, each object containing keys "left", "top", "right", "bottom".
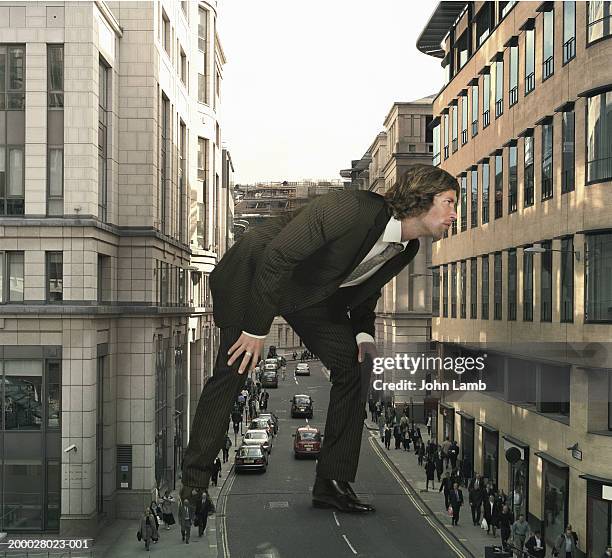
{"left": 305, "top": 418, "right": 309, "bottom": 424}
{"left": 368, "top": 436, "right": 467, "bottom": 558}
{"left": 219, "top": 466, "right": 237, "bottom": 558}
{"left": 333, "top": 511, "right": 340, "bottom": 527}
{"left": 269, "top": 501, "right": 289, "bottom": 509}
{"left": 342, "top": 534, "right": 357, "bottom": 555}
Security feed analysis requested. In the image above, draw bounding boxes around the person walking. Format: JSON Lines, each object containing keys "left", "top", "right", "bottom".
{"left": 393, "top": 423, "right": 402, "bottom": 450}
{"left": 498, "top": 504, "right": 514, "bottom": 552}
{"left": 441, "top": 437, "right": 452, "bottom": 469}
{"left": 138, "top": 507, "right": 159, "bottom": 551}
{"left": 178, "top": 498, "right": 194, "bottom": 544}
{"left": 483, "top": 494, "right": 500, "bottom": 536}
{"left": 449, "top": 482, "right": 464, "bottom": 526}
{"left": 418, "top": 439, "right": 426, "bottom": 466}
{"left": 195, "top": 490, "right": 214, "bottom": 537}
{"left": 468, "top": 475, "right": 485, "bottom": 527}
{"left": 435, "top": 450, "right": 444, "bottom": 483}
{"left": 554, "top": 525, "right": 578, "bottom": 558}
{"left": 160, "top": 490, "right": 175, "bottom": 530}
{"left": 448, "top": 440, "right": 459, "bottom": 472}
{"left": 259, "top": 390, "right": 269, "bottom": 411}
{"left": 383, "top": 424, "right": 392, "bottom": 450}
{"left": 222, "top": 434, "right": 232, "bottom": 463}
{"left": 425, "top": 458, "right": 436, "bottom": 491}
{"left": 439, "top": 472, "right": 452, "bottom": 510}
{"left": 525, "top": 530, "right": 546, "bottom": 558}
{"left": 402, "top": 429, "right": 411, "bottom": 451}
{"left": 377, "top": 414, "right": 385, "bottom": 442}
{"left": 211, "top": 457, "right": 222, "bottom": 486}
{"left": 511, "top": 513, "right": 529, "bottom": 557}
{"left": 426, "top": 415, "right": 432, "bottom": 436}
{"left": 148, "top": 500, "right": 161, "bottom": 538}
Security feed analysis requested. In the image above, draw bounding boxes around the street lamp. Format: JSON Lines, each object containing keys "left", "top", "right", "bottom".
{"left": 524, "top": 243, "right": 581, "bottom": 261}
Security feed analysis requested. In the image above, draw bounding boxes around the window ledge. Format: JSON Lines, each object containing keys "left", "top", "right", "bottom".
{"left": 587, "top": 430, "right": 612, "bottom": 437}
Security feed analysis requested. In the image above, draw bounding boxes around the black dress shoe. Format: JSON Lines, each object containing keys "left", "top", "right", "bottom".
{"left": 337, "top": 481, "right": 376, "bottom": 512}
{"left": 312, "top": 478, "right": 374, "bottom": 513}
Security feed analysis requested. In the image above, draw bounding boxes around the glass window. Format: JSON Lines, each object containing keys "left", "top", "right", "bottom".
{"left": 543, "top": 9, "right": 555, "bottom": 79}
{"left": 482, "top": 255, "right": 489, "bottom": 319}
{"left": 8, "top": 147, "right": 23, "bottom": 196}
{"left": 47, "top": 45, "right": 63, "bottom": 108}
{"left": 460, "top": 175, "right": 467, "bottom": 231}
{"left": 585, "top": 233, "right": 612, "bottom": 322}
{"left": 542, "top": 122, "right": 554, "bottom": 200}
{"left": 523, "top": 249, "right": 533, "bottom": 321}
{"left": 470, "top": 258, "right": 477, "bottom": 319}
{"left": 198, "top": 7, "right": 209, "bottom": 51}
{"left": 541, "top": 240, "right": 552, "bottom": 321}
{"left": 460, "top": 260, "right": 467, "bottom": 318}
{"left": 48, "top": 148, "right": 63, "bottom": 197}
{"left": 8, "top": 251, "right": 24, "bottom": 302}
{"left": 476, "top": 3, "right": 492, "bottom": 46}
{"left": 198, "top": 73, "right": 206, "bottom": 104}
{"left": 451, "top": 262, "right": 457, "bottom": 318}
{"left": 525, "top": 29, "right": 535, "bottom": 94}
{"left": 560, "top": 237, "right": 574, "bottom": 322}
{"left": 508, "top": 249, "right": 516, "bottom": 320}
{"left": 444, "top": 114, "right": 449, "bottom": 158}
{"left": 561, "top": 111, "right": 575, "bottom": 193}
{"left": 160, "top": 95, "right": 169, "bottom": 232}
{"left": 542, "top": 461, "right": 568, "bottom": 548}
{"left": 46, "top": 251, "right": 62, "bottom": 302}
{"left": 509, "top": 145, "right": 517, "bottom": 213}
{"left": 483, "top": 429, "right": 498, "bottom": 488}
{"left": 495, "top": 154, "right": 503, "bottom": 219}
{"left": 495, "top": 59, "right": 504, "bottom": 118}
{"left": 162, "top": 10, "right": 170, "bottom": 54}
{"left": 456, "top": 32, "right": 469, "bottom": 69}
{"left": 494, "top": 252, "right": 502, "bottom": 320}
{"left": 563, "top": 2, "right": 576, "bottom": 63}
{"left": 509, "top": 46, "right": 518, "bottom": 106}
{"left": 587, "top": 91, "right": 612, "bottom": 184}
{"left": 452, "top": 105, "right": 458, "bottom": 152}
{"left": 587, "top": 1, "right": 612, "bottom": 44}
{"left": 471, "top": 169, "right": 478, "bottom": 228}
{"left": 4, "top": 360, "right": 44, "bottom": 430}
{"left": 432, "top": 267, "right": 440, "bottom": 317}
{"left": 483, "top": 73, "right": 491, "bottom": 127}
{"left": 524, "top": 135, "right": 535, "bottom": 206}
{"left": 98, "top": 60, "right": 108, "bottom": 222}
{"left": 442, "top": 264, "right": 448, "bottom": 318}
{"left": 3, "top": 459, "right": 43, "bottom": 530}
{"left": 461, "top": 95, "right": 468, "bottom": 145}
{"left": 471, "top": 84, "right": 479, "bottom": 137}
{"left": 46, "top": 361, "right": 60, "bottom": 428}
{"left": 482, "top": 161, "right": 490, "bottom": 224}
{"left": 433, "top": 124, "right": 440, "bottom": 166}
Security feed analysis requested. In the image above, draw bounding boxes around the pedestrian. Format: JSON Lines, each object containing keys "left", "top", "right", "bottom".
{"left": 377, "top": 414, "right": 386, "bottom": 442}
{"left": 393, "top": 424, "right": 402, "bottom": 450}
{"left": 384, "top": 424, "right": 392, "bottom": 450}
{"left": 259, "top": 389, "right": 269, "bottom": 411}
{"left": 160, "top": 490, "right": 175, "bottom": 530}
{"left": 441, "top": 437, "right": 451, "bottom": 469}
{"left": 138, "top": 507, "right": 159, "bottom": 551}
{"left": 425, "top": 458, "right": 436, "bottom": 491}
{"left": 402, "top": 429, "right": 411, "bottom": 451}
{"left": 511, "top": 513, "right": 529, "bottom": 556}
{"left": 468, "top": 474, "right": 484, "bottom": 526}
{"left": 602, "top": 547, "right": 612, "bottom": 558}
{"left": 483, "top": 494, "right": 500, "bottom": 536}
{"left": 448, "top": 440, "right": 459, "bottom": 472}
{"left": 525, "top": 530, "right": 546, "bottom": 558}
{"left": 211, "top": 457, "right": 222, "bottom": 486}
{"left": 222, "top": 434, "right": 232, "bottom": 463}
{"left": 435, "top": 450, "right": 444, "bottom": 482}
{"left": 426, "top": 415, "right": 432, "bottom": 436}
{"left": 418, "top": 440, "right": 425, "bottom": 466}
{"left": 149, "top": 500, "right": 161, "bottom": 535}
{"left": 178, "top": 498, "right": 194, "bottom": 544}
{"left": 449, "top": 482, "right": 463, "bottom": 526}
{"left": 439, "top": 472, "right": 452, "bottom": 509}
{"left": 195, "top": 490, "right": 214, "bottom": 537}
{"left": 498, "top": 504, "right": 514, "bottom": 551}
{"left": 553, "top": 525, "right": 578, "bottom": 558}
{"left": 461, "top": 457, "right": 472, "bottom": 484}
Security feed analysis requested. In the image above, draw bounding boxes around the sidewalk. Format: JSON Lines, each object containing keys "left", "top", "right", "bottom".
{"left": 92, "top": 461, "right": 230, "bottom": 557}
{"left": 367, "top": 420, "right": 504, "bottom": 558}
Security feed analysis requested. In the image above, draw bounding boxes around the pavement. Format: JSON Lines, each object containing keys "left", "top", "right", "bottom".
{"left": 365, "top": 417, "right": 506, "bottom": 558}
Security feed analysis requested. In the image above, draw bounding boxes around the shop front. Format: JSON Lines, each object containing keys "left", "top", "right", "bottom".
{"left": 458, "top": 411, "right": 475, "bottom": 479}
{"left": 479, "top": 422, "right": 499, "bottom": 489}
{"left": 580, "top": 474, "right": 612, "bottom": 558}
{"left": 503, "top": 435, "right": 529, "bottom": 521}
{"left": 536, "top": 452, "right": 569, "bottom": 550}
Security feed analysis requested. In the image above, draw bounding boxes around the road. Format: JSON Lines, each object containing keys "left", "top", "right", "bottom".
{"left": 218, "top": 361, "right": 463, "bottom": 558}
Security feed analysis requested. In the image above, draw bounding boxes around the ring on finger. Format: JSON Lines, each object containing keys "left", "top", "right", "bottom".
{"left": 245, "top": 351, "right": 252, "bottom": 356}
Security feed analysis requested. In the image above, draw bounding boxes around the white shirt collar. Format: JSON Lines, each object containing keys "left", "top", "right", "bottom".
{"left": 382, "top": 217, "right": 409, "bottom": 247}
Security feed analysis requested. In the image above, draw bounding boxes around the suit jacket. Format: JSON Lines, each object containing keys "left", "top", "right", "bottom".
{"left": 449, "top": 489, "right": 464, "bottom": 508}
{"left": 524, "top": 535, "right": 546, "bottom": 558}
{"left": 210, "top": 190, "right": 420, "bottom": 336}
{"left": 483, "top": 500, "right": 501, "bottom": 524}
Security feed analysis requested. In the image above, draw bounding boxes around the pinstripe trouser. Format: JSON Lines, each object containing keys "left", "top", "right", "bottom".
{"left": 181, "top": 301, "right": 371, "bottom": 488}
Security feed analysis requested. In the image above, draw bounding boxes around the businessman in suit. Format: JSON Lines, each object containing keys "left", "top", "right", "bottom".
{"left": 181, "top": 164, "right": 459, "bottom": 513}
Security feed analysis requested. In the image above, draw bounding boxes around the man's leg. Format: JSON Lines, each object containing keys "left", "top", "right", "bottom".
{"left": 182, "top": 327, "right": 245, "bottom": 489}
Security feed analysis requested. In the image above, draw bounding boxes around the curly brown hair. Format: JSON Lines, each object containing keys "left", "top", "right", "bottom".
{"left": 383, "top": 164, "right": 459, "bottom": 219}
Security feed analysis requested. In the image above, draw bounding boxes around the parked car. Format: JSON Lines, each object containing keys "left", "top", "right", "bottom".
{"left": 264, "top": 358, "right": 279, "bottom": 370}
{"left": 249, "top": 417, "right": 273, "bottom": 437}
{"left": 293, "top": 426, "right": 322, "bottom": 458}
{"left": 290, "top": 394, "right": 313, "bottom": 419}
{"left": 235, "top": 444, "right": 268, "bottom": 473}
{"left": 258, "top": 412, "right": 279, "bottom": 435}
{"left": 295, "top": 362, "right": 310, "bottom": 376}
{"left": 242, "top": 429, "right": 272, "bottom": 454}
{"left": 261, "top": 368, "right": 279, "bottom": 388}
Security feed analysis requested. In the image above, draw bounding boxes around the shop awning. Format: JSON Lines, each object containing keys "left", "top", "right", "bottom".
{"left": 502, "top": 435, "right": 529, "bottom": 449}
{"left": 477, "top": 421, "right": 499, "bottom": 433}
{"left": 535, "top": 451, "right": 568, "bottom": 469}
{"left": 579, "top": 474, "right": 612, "bottom": 486}
{"left": 457, "top": 410, "right": 475, "bottom": 419}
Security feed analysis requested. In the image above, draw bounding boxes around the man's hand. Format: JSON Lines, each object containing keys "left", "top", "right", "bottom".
{"left": 357, "top": 341, "right": 378, "bottom": 363}
{"left": 228, "top": 334, "right": 264, "bottom": 374}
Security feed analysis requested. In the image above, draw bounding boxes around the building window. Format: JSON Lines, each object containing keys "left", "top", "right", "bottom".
{"left": 482, "top": 161, "right": 490, "bottom": 224}
{"left": 443, "top": 114, "right": 449, "bottom": 159}
{"left": 586, "top": 480, "right": 612, "bottom": 556}
{"left": 500, "top": 1, "right": 517, "bottom": 19}
{"left": 159, "top": 95, "right": 169, "bottom": 233}
{"left": 525, "top": 29, "right": 535, "bottom": 95}
{"left": 98, "top": 59, "right": 109, "bottom": 222}
{"left": 460, "top": 260, "right": 467, "bottom": 319}
{"left": 509, "top": 45, "right": 518, "bottom": 107}
{"left": 585, "top": 232, "right": 612, "bottom": 322}
{"left": 481, "top": 255, "right": 489, "bottom": 320}
{"left": 432, "top": 268, "right": 440, "bottom": 317}
{"left": 0, "top": 45, "right": 26, "bottom": 216}
{"left": 442, "top": 264, "right": 448, "bottom": 318}
{"left": 198, "top": 6, "right": 209, "bottom": 51}
{"left": 476, "top": 3, "right": 492, "bottom": 46}
{"left": 494, "top": 153, "right": 503, "bottom": 219}
{"left": 452, "top": 105, "right": 458, "bottom": 152}
{"left": 508, "top": 249, "right": 517, "bottom": 321}
{"left": 560, "top": 237, "right": 574, "bottom": 323}
{"left": 97, "top": 254, "right": 111, "bottom": 303}
{"left": 523, "top": 249, "right": 533, "bottom": 321}
{"left": 483, "top": 429, "right": 499, "bottom": 488}
{"left": 46, "top": 252, "right": 62, "bottom": 302}
{"left": 542, "top": 121, "right": 554, "bottom": 200}
{"left": 587, "top": 0, "right": 612, "bottom": 44}
{"left": 543, "top": 8, "right": 555, "bottom": 80}
{"left": 470, "top": 258, "right": 477, "bottom": 319}
{"left": 541, "top": 460, "right": 568, "bottom": 549}
{"left": 587, "top": 91, "right": 612, "bottom": 184}
{"left": 0, "top": 251, "right": 24, "bottom": 302}
{"left": 456, "top": 31, "right": 469, "bottom": 69}
{"left": 433, "top": 124, "right": 441, "bottom": 166}
{"left": 461, "top": 95, "right": 468, "bottom": 145}
{"left": 47, "top": 45, "right": 64, "bottom": 216}
{"left": 561, "top": 110, "right": 575, "bottom": 193}
{"left": 470, "top": 169, "right": 478, "bottom": 228}
{"left": 563, "top": 2, "right": 576, "bottom": 63}
{"left": 540, "top": 240, "right": 553, "bottom": 322}
{"left": 524, "top": 135, "right": 535, "bottom": 206}
{"left": 509, "top": 145, "right": 517, "bottom": 213}
{"left": 494, "top": 59, "right": 504, "bottom": 118}
{"left": 161, "top": 9, "right": 170, "bottom": 55}
{"left": 197, "top": 137, "right": 209, "bottom": 249}
{"left": 198, "top": 73, "right": 207, "bottom": 104}
{"left": 179, "top": 121, "right": 186, "bottom": 243}
{"left": 460, "top": 175, "right": 467, "bottom": 231}
{"left": 483, "top": 72, "right": 491, "bottom": 128}
{"left": 180, "top": 48, "right": 187, "bottom": 85}
{"left": 451, "top": 263, "right": 457, "bottom": 318}
{"left": 471, "top": 84, "right": 479, "bottom": 137}
{"left": 494, "top": 252, "right": 502, "bottom": 320}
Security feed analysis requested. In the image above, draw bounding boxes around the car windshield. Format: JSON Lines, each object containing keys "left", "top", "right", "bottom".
{"left": 298, "top": 431, "right": 319, "bottom": 441}
{"left": 294, "top": 397, "right": 310, "bottom": 404}
{"left": 238, "top": 447, "right": 262, "bottom": 457}
{"left": 263, "top": 369, "right": 276, "bottom": 375}
{"left": 246, "top": 432, "right": 266, "bottom": 440}
{"left": 297, "top": 364, "right": 308, "bottom": 368}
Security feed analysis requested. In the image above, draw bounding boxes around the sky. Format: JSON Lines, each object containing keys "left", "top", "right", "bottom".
{"left": 217, "top": 0, "right": 444, "bottom": 184}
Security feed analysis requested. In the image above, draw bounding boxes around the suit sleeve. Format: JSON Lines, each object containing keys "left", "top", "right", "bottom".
{"left": 349, "top": 290, "right": 382, "bottom": 339}
{"left": 241, "top": 192, "right": 361, "bottom": 335}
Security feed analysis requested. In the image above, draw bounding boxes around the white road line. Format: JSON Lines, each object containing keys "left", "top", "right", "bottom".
{"left": 333, "top": 511, "right": 340, "bottom": 527}
{"left": 220, "top": 467, "right": 237, "bottom": 558}
{"left": 305, "top": 418, "right": 309, "bottom": 424}
{"left": 342, "top": 534, "right": 357, "bottom": 555}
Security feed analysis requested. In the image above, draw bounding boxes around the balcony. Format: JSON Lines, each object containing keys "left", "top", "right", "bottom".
{"left": 444, "top": 145, "right": 449, "bottom": 159}
{"left": 483, "top": 110, "right": 490, "bottom": 128}
{"left": 495, "top": 98, "right": 504, "bottom": 118}
{"left": 563, "top": 37, "right": 576, "bottom": 64}
{"left": 543, "top": 56, "right": 554, "bottom": 81}
{"left": 461, "top": 129, "right": 468, "bottom": 145}
{"left": 472, "top": 120, "right": 478, "bottom": 137}
{"left": 509, "top": 86, "right": 518, "bottom": 107}
{"left": 525, "top": 72, "right": 535, "bottom": 95}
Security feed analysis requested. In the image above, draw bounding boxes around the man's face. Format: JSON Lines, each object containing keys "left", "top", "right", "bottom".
{"left": 415, "top": 189, "right": 458, "bottom": 239}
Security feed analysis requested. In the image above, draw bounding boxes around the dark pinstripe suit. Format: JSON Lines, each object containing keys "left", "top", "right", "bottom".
{"left": 182, "top": 190, "right": 420, "bottom": 487}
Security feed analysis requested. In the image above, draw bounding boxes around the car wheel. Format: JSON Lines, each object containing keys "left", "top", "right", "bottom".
{"left": 294, "top": 453, "right": 299, "bottom": 460}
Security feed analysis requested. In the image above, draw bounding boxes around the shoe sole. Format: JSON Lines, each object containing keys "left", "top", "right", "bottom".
{"left": 312, "top": 498, "right": 374, "bottom": 513}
